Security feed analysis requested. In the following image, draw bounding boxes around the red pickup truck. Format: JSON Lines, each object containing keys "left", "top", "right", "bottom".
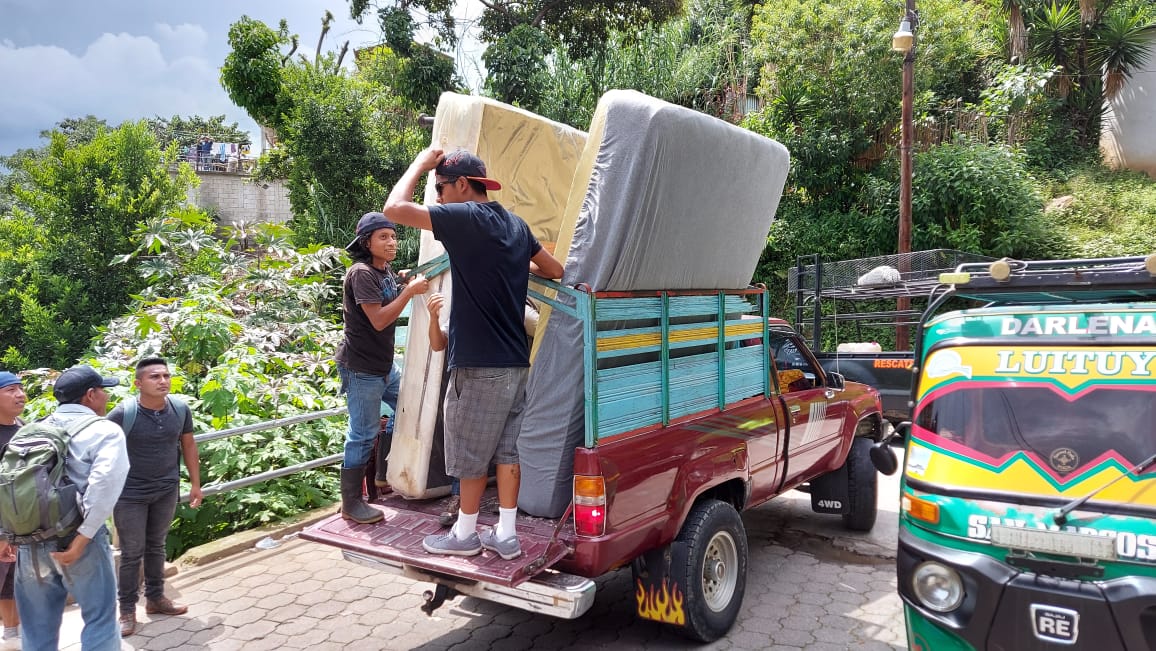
{"left": 302, "top": 283, "right": 884, "bottom": 642}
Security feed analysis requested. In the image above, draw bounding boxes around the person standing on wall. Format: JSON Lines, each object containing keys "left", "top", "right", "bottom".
{"left": 383, "top": 148, "right": 563, "bottom": 560}
{"left": 0, "top": 372, "right": 25, "bottom": 649}
{"left": 337, "top": 212, "right": 430, "bottom": 523}
{"left": 108, "top": 358, "right": 201, "bottom": 637}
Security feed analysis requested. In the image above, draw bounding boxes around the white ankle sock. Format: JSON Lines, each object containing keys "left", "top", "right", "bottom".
{"left": 495, "top": 506, "right": 518, "bottom": 541}
{"left": 452, "top": 510, "right": 478, "bottom": 540}
{"left": 3, "top": 626, "right": 17, "bottom": 639}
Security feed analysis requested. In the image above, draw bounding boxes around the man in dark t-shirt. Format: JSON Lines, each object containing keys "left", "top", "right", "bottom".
{"left": 0, "top": 371, "right": 24, "bottom": 645}
{"left": 108, "top": 358, "right": 200, "bottom": 636}
{"left": 335, "top": 213, "right": 430, "bottom": 524}
{"left": 384, "top": 147, "right": 564, "bottom": 560}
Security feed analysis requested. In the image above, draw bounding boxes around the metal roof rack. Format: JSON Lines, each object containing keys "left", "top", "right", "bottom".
{"left": 791, "top": 250, "right": 995, "bottom": 349}
{"left": 937, "top": 254, "right": 1156, "bottom": 305}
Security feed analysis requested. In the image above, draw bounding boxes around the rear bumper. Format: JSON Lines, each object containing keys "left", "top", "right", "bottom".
{"left": 342, "top": 550, "right": 597, "bottom": 620}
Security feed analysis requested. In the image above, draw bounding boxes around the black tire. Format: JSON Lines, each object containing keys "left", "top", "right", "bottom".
{"left": 673, "top": 499, "right": 748, "bottom": 642}
{"left": 842, "top": 436, "right": 878, "bottom": 532}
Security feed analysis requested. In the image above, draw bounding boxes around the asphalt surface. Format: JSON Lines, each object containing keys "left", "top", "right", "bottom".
{"left": 60, "top": 450, "right": 908, "bottom": 650}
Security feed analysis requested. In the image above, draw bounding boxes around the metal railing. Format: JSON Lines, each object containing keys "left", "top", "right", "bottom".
{"left": 180, "top": 406, "right": 348, "bottom": 502}
{"left": 178, "top": 253, "right": 456, "bottom": 502}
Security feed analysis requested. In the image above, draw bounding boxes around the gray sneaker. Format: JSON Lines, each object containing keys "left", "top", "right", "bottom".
{"left": 479, "top": 527, "right": 522, "bottom": 560}
{"left": 423, "top": 531, "right": 482, "bottom": 556}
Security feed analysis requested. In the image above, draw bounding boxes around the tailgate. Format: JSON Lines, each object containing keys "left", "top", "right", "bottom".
{"left": 300, "top": 490, "right": 571, "bottom": 588}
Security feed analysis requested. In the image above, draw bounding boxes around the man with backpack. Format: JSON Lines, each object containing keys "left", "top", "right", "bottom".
{"left": 108, "top": 357, "right": 201, "bottom": 637}
{"left": 0, "top": 365, "right": 129, "bottom": 651}
{"left": 0, "top": 372, "right": 26, "bottom": 648}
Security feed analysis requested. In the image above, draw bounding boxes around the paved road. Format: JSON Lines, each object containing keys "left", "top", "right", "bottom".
{"left": 62, "top": 452, "right": 908, "bottom": 650}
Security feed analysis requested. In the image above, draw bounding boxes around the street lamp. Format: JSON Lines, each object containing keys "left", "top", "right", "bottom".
{"left": 892, "top": 2, "right": 917, "bottom": 351}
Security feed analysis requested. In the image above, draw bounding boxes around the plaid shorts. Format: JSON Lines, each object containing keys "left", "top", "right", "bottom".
{"left": 443, "top": 367, "right": 529, "bottom": 478}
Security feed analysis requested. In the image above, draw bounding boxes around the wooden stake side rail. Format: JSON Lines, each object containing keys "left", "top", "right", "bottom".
{"left": 528, "top": 278, "right": 772, "bottom": 447}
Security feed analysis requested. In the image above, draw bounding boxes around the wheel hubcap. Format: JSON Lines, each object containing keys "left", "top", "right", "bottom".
{"left": 702, "top": 530, "right": 738, "bottom": 612}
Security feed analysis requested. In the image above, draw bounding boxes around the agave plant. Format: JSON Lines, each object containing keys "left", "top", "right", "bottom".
{"left": 1017, "top": 0, "right": 1155, "bottom": 150}
{"left": 1094, "top": 11, "right": 1156, "bottom": 99}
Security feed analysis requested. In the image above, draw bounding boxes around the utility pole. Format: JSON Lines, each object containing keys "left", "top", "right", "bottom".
{"left": 892, "top": 0, "right": 917, "bottom": 351}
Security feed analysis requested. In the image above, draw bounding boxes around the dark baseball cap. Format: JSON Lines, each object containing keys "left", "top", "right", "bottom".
{"left": 0, "top": 371, "right": 21, "bottom": 389}
{"left": 54, "top": 365, "right": 119, "bottom": 403}
{"left": 345, "top": 212, "right": 397, "bottom": 253}
{"left": 435, "top": 149, "right": 502, "bottom": 191}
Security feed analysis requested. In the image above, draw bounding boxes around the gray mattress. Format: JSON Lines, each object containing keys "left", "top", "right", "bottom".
{"left": 517, "top": 90, "right": 791, "bottom": 518}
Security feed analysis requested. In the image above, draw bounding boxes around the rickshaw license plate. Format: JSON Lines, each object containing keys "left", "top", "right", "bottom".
{"left": 990, "top": 525, "right": 1116, "bottom": 561}
{"left": 1031, "top": 604, "right": 1079, "bottom": 643}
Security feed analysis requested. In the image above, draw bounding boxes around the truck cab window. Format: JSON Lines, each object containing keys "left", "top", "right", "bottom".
{"left": 770, "top": 332, "right": 821, "bottom": 391}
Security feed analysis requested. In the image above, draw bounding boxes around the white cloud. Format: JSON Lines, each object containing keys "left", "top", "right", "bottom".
{"left": 153, "top": 23, "right": 210, "bottom": 60}
{"left": 0, "top": 1, "right": 489, "bottom": 157}
{"left": 0, "top": 32, "right": 252, "bottom": 154}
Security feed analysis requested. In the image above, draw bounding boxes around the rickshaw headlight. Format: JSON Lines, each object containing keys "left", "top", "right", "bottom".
{"left": 912, "top": 562, "right": 964, "bottom": 612}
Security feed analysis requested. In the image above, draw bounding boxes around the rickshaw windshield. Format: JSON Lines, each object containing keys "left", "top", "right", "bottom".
{"left": 914, "top": 384, "right": 1156, "bottom": 476}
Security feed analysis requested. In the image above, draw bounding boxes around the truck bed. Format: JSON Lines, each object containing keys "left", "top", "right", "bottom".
{"left": 299, "top": 487, "right": 571, "bottom": 588}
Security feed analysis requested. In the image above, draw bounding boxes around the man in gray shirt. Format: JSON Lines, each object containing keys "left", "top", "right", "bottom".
{"left": 0, "top": 365, "right": 129, "bottom": 651}
{"left": 108, "top": 357, "right": 201, "bottom": 636}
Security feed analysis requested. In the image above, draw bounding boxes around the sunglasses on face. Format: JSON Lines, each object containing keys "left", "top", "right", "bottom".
{"left": 435, "top": 177, "right": 459, "bottom": 197}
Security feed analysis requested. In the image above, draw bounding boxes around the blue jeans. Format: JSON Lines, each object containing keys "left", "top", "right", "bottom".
{"left": 16, "top": 527, "right": 120, "bottom": 651}
{"left": 340, "top": 363, "right": 400, "bottom": 468}
{"left": 382, "top": 363, "right": 400, "bottom": 437}
{"left": 114, "top": 488, "right": 179, "bottom": 611}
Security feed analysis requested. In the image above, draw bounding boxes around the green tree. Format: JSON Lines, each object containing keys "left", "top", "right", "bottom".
{"left": 504, "top": 0, "right": 759, "bottom": 126}
{"left": 221, "top": 15, "right": 434, "bottom": 254}
{"left": 220, "top": 17, "right": 294, "bottom": 132}
{"left": 148, "top": 115, "right": 251, "bottom": 150}
{"left": 1, "top": 116, "right": 111, "bottom": 214}
{"left": 0, "top": 121, "right": 196, "bottom": 368}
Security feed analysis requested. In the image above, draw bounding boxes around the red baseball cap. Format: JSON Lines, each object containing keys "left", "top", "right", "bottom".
{"left": 435, "top": 149, "right": 502, "bottom": 191}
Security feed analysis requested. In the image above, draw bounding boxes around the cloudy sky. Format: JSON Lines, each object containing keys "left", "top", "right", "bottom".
{"left": 0, "top": 0, "right": 484, "bottom": 157}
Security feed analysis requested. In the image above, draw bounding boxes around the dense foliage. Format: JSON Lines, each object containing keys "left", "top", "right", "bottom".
{"left": 220, "top": 15, "right": 436, "bottom": 256}
{"left": 18, "top": 212, "right": 351, "bottom": 559}
{"left": 0, "top": 121, "right": 195, "bottom": 369}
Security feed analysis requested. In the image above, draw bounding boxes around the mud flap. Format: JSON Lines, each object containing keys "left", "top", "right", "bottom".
{"left": 631, "top": 541, "right": 691, "bottom": 627}
{"left": 809, "top": 463, "right": 850, "bottom": 514}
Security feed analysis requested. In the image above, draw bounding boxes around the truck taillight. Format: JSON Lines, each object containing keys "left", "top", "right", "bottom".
{"left": 573, "top": 475, "right": 606, "bottom": 537}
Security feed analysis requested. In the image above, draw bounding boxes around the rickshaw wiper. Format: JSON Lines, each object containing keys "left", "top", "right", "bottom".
{"left": 1052, "top": 451, "right": 1156, "bottom": 526}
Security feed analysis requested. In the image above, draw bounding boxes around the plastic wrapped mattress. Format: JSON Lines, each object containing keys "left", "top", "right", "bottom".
{"left": 517, "top": 89, "right": 791, "bottom": 517}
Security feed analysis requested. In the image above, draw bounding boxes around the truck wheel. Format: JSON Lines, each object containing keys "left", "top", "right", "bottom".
{"left": 674, "top": 499, "right": 748, "bottom": 642}
{"left": 843, "top": 436, "right": 878, "bottom": 532}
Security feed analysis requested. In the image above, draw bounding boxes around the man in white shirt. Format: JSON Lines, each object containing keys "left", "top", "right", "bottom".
{"left": 0, "top": 365, "right": 129, "bottom": 650}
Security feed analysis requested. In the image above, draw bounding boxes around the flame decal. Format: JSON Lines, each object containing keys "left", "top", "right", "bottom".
{"left": 635, "top": 578, "right": 686, "bottom": 625}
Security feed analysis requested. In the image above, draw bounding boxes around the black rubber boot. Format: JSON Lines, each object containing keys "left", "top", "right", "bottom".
{"left": 341, "top": 466, "right": 383, "bottom": 523}
{"left": 374, "top": 431, "right": 391, "bottom": 489}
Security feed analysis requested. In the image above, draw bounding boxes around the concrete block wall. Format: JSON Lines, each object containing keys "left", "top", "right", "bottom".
{"left": 178, "top": 171, "right": 294, "bottom": 225}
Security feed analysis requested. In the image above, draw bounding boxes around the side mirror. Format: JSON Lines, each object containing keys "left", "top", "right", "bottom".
{"left": 892, "top": 421, "right": 911, "bottom": 441}
{"left": 870, "top": 441, "right": 899, "bottom": 475}
{"left": 826, "top": 371, "right": 845, "bottom": 391}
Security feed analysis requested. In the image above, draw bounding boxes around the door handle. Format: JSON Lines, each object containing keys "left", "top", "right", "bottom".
{"left": 790, "top": 405, "right": 801, "bottom": 413}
